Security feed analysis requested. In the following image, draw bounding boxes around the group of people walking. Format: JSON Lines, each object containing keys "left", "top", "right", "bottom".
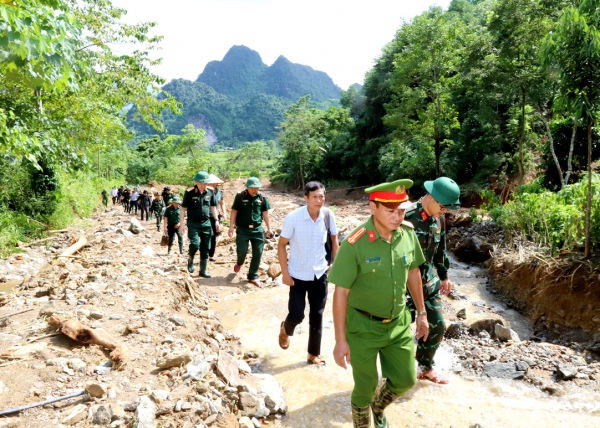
{"left": 101, "top": 171, "right": 461, "bottom": 428}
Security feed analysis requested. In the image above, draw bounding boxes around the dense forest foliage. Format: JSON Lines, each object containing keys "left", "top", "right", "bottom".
{"left": 275, "top": 0, "right": 599, "bottom": 194}
{"left": 127, "top": 45, "right": 343, "bottom": 148}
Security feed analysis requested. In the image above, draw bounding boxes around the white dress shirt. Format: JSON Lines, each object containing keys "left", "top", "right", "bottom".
{"left": 280, "top": 206, "right": 338, "bottom": 281}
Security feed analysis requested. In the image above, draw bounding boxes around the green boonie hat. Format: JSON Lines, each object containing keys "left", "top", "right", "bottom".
{"left": 103, "top": 189, "right": 107, "bottom": 192}
{"left": 424, "top": 177, "right": 460, "bottom": 209}
{"left": 365, "top": 179, "right": 413, "bottom": 209}
{"left": 193, "top": 171, "right": 211, "bottom": 183}
{"left": 244, "top": 177, "right": 262, "bottom": 188}
{"left": 170, "top": 197, "right": 182, "bottom": 205}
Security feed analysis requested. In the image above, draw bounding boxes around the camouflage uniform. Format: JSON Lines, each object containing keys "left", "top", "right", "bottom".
{"left": 151, "top": 198, "right": 165, "bottom": 231}
{"left": 404, "top": 201, "right": 449, "bottom": 372}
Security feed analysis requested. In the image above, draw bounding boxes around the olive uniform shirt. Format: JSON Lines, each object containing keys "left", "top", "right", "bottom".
{"left": 181, "top": 186, "right": 217, "bottom": 225}
{"left": 164, "top": 206, "right": 181, "bottom": 226}
{"left": 151, "top": 198, "right": 165, "bottom": 213}
{"left": 404, "top": 201, "right": 449, "bottom": 284}
{"left": 231, "top": 190, "right": 270, "bottom": 228}
{"left": 162, "top": 192, "right": 175, "bottom": 206}
{"left": 328, "top": 216, "right": 426, "bottom": 320}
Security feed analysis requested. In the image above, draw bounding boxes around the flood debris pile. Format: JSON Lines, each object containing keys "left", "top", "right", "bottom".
{"left": 0, "top": 205, "right": 288, "bottom": 428}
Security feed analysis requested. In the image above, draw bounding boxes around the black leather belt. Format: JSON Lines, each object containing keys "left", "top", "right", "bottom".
{"left": 355, "top": 308, "right": 398, "bottom": 323}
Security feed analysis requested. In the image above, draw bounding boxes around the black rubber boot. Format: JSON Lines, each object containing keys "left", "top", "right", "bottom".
{"left": 370, "top": 379, "right": 399, "bottom": 428}
{"left": 351, "top": 403, "right": 371, "bottom": 428}
{"left": 167, "top": 245, "right": 172, "bottom": 255}
{"left": 199, "top": 259, "right": 211, "bottom": 278}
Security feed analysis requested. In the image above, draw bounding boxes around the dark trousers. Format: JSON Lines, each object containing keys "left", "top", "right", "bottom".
{"left": 167, "top": 224, "right": 183, "bottom": 253}
{"left": 131, "top": 200, "right": 138, "bottom": 214}
{"left": 209, "top": 217, "right": 217, "bottom": 257}
{"left": 112, "top": 196, "right": 117, "bottom": 205}
{"left": 140, "top": 206, "right": 149, "bottom": 221}
{"left": 283, "top": 273, "right": 328, "bottom": 356}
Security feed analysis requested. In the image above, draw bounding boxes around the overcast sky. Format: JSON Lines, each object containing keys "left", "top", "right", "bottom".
{"left": 111, "top": 0, "right": 452, "bottom": 90}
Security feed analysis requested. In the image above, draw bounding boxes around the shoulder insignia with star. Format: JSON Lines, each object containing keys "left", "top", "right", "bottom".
{"left": 368, "top": 230, "right": 376, "bottom": 242}
{"left": 346, "top": 227, "right": 366, "bottom": 245}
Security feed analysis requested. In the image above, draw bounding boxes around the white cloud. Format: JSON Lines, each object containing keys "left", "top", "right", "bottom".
{"left": 111, "top": 0, "right": 451, "bottom": 89}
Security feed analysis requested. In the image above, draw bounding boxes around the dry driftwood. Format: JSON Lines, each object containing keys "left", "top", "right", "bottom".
{"left": 18, "top": 236, "right": 58, "bottom": 248}
{"left": 48, "top": 315, "right": 130, "bottom": 366}
{"left": 59, "top": 234, "right": 87, "bottom": 258}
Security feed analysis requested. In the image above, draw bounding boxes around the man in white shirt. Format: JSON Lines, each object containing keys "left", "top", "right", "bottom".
{"left": 277, "top": 181, "right": 339, "bottom": 365}
{"left": 110, "top": 187, "right": 118, "bottom": 205}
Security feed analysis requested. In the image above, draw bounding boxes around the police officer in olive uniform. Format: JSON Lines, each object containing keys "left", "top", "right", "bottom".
{"left": 329, "top": 179, "right": 429, "bottom": 428}
{"left": 404, "top": 177, "right": 460, "bottom": 385}
{"left": 228, "top": 177, "right": 273, "bottom": 287}
{"left": 180, "top": 172, "right": 220, "bottom": 277}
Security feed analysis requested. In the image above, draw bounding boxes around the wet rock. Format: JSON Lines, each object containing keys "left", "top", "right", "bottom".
{"left": 217, "top": 350, "right": 240, "bottom": 387}
{"left": 495, "top": 324, "right": 520, "bottom": 342}
{"left": 129, "top": 218, "right": 144, "bottom": 234}
{"left": 482, "top": 362, "right": 527, "bottom": 380}
{"left": 93, "top": 406, "right": 112, "bottom": 426}
{"left": 267, "top": 263, "right": 282, "bottom": 279}
{"left": 456, "top": 308, "right": 467, "bottom": 319}
{"left": 254, "top": 373, "right": 287, "bottom": 414}
{"left": 453, "top": 236, "right": 493, "bottom": 263}
{"left": 135, "top": 396, "right": 157, "bottom": 428}
{"left": 156, "top": 348, "right": 192, "bottom": 369}
{"left": 449, "top": 290, "right": 468, "bottom": 301}
{"left": 445, "top": 322, "right": 468, "bottom": 338}
{"left": 556, "top": 363, "right": 578, "bottom": 380}
{"left": 469, "top": 317, "right": 505, "bottom": 337}
{"left": 472, "top": 301, "right": 486, "bottom": 307}
{"left": 239, "top": 392, "right": 260, "bottom": 417}
{"left": 85, "top": 382, "right": 108, "bottom": 398}
{"left": 238, "top": 359, "right": 252, "bottom": 374}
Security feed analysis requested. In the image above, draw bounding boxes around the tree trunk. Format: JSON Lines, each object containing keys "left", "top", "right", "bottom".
{"left": 98, "top": 148, "right": 101, "bottom": 178}
{"left": 565, "top": 121, "right": 578, "bottom": 186}
{"left": 540, "top": 113, "right": 564, "bottom": 188}
{"left": 518, "top": 89, "right": 526, "bottom": 185}
{"left": 584, "top": 120, "right": 593, "bottom": 258}
{"left": 298, "top": 153, "right": 305, "bottom": 189}
{"left": 435, "top": 136, "right": 441, "bottom": 178}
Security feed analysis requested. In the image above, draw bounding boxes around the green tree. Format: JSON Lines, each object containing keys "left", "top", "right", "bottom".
{"left": 384, "top": 7, "right": 462, "bottom": 178}
{"left": 541, "top": 0, "right": 600, "bottom": 257}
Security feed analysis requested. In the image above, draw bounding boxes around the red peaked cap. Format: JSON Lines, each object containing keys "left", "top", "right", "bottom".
{"left": 365, "top": 179, "right": 414, "bottom": 210}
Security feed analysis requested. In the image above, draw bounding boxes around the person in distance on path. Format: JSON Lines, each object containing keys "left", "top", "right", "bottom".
{"left": 328, "top": 179, "right": 429, "bottom": 428}
{"left": 151, "top": 193, "right": 165, "bottom": 232}
{"left": 404, "top": 176, "right": 460, "bottom": 385}
{"left": 208, "top": 175, "right": 226, "bottom": 262}
{"left": 122, "top": 187, "right": 131, "bottom": 213}
{"left": 180, "top": 171, "right": 220, "bottom": 277}
{"left": 131, "top": 187, "right": 139, "bottom": 215}
{"left": 162, "top": 186, "right": 174, "bottom": 208}
{"left": 101, "top": 189, "right": 109, "bottom": 207}
{"left": 111, "top": 186, "right": 118, "bottom": 205}
{"left": 117, "top": 186, "right": 124, "bottom": 205}
{"left": 228, "top": 177, "right": 273, "bottom": 288}
{"left": 164, "top": 196, "right": 184, "bottom": 255}
{"left": 138, "top": 190, "right": 151, "bottom": 223}
{"left": 277, "top": 181, "right": 339, "bottom": 366}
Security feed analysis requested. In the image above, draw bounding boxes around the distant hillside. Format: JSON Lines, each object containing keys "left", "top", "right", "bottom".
{"left": 128, "top": 45, "right": 342, "bottom": 147}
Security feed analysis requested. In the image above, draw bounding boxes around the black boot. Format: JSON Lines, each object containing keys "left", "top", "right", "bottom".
{"left": 370, "top": 379, "right": 399, "bottom": 428}
{"left": 167, "top": 244, "right": 172, "bottom": 255}
{"left": 199, "top": 259, "right": 211, "bottom": 278}
{"left": 351, "top": 403, "right": 371, "bottom": 428}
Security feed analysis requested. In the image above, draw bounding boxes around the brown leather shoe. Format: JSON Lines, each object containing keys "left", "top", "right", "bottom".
{"left": 279, "top": 322, "right": 289, "bottom": 350}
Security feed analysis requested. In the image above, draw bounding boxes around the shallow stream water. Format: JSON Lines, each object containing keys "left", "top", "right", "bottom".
{"left": 213, "top": 259, "right": 600, "bottom": 428}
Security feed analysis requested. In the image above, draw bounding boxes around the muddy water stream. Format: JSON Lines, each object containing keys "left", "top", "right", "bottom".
{"left": 213, "top": 260, "right": 600, "bottom": 428}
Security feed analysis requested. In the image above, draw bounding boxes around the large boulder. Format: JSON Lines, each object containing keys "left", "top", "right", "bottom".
{"left": 469, "top": 317, "right": 505, "bottom": 338}
{"left": 135, "top": 396, "right": 157, "bottom": 428}
{"left": 453, "top": 236, "right": 493, "bottom": 263}
{"left": 482, "top": 362, "right": 527, "bottom": 380}
{"left": 129, "top": 218, "right": 144, "bottom": 234}
{"left": 217, "top": 350, "right": 240, "bottom": 387}
{"left": 254, "top": 373, "right": 288, "bottom": 414}
{"left": 556, "top": 363, "right": 578, "bottom": 380}
{"left": 495, "top": 324, "right": 520, "bottom": 342}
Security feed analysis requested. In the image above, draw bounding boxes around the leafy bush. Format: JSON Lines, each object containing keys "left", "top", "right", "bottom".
{"left": 494, "top": 173, "right": 600, "bottom": 253}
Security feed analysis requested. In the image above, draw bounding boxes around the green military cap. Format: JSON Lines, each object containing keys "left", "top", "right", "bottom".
{"left": 102, "top": 189, "right": 107, "bottom": 192}
{"left": 193, "top": 171, "right": 211, "bottom": 183}
{"left": 425, "top": 177, "right": 460, "bottom": 209}
{"left": 244, "top": 177, "right": 262, "bottom": 188}
{"left": 170, "top": 196, "right": 182, "bottom": 205}
{"left": 365, "top": 179, "right": 413, "bottom": 209}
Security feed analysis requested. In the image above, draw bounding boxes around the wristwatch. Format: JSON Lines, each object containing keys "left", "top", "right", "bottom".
{"left": 417, "top": 311, "right": 427, "bottom": 316}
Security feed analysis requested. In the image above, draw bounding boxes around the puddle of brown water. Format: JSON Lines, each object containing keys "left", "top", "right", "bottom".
{"left": 213, "top": 263, "right": 600, "bottom": 428}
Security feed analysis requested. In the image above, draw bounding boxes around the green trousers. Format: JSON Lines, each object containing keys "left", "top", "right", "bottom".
{"left": 167, "top": 224, "right": 183, "bottom": 253}
{"left": 235, "top": 226, "right": 265, "bottom": 280}
{"left": 407, "top": 277, "right": 445, "bottom": 371}
{"left": 103, "top": 198, "right": 108, "bottom": 207}
{"left": 187, "top": 220, "right": 211, "bottom": 260}
{"left": 346, "top": 306, "right": 416, "bottom": 407}
{"left": 155, "top": 212, "right": 163, "bottom": 229}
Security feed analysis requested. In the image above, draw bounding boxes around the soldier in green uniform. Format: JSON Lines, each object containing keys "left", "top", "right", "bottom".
{"left": 404, "top": 176, "right": 460, "bottom": 385}
{"left": 329, "top": 179, "right": 429, "bottom": 428}
{"left": 151, "top": 193, "right": 165, "bottom": 232}
{"left": 101, "top": 189, "right": 109, "bottom": 207}
{"left": 228, "top": 177, "right": 273, "bottom": 288}
{"left": 162, "top": 186, "right": 174, "bottom": 207}
{"left": 163, "top": 197, "right": 184, "bottom": 254}
{"left": 180, "top": 171, "right": 220, "bottom": 277}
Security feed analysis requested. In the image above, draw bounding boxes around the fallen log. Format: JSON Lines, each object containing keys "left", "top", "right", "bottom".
{"left": 59, "top": 234, "right": 87, "bottom": 258}
{"left": 0, "top": 308, "right": 35, "bottom": 320}
{"left": 48, "top": 315, "right": 130, "bottom": 366}
{"left": 18, "top": 236, "right": 58, "bottom": 248}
